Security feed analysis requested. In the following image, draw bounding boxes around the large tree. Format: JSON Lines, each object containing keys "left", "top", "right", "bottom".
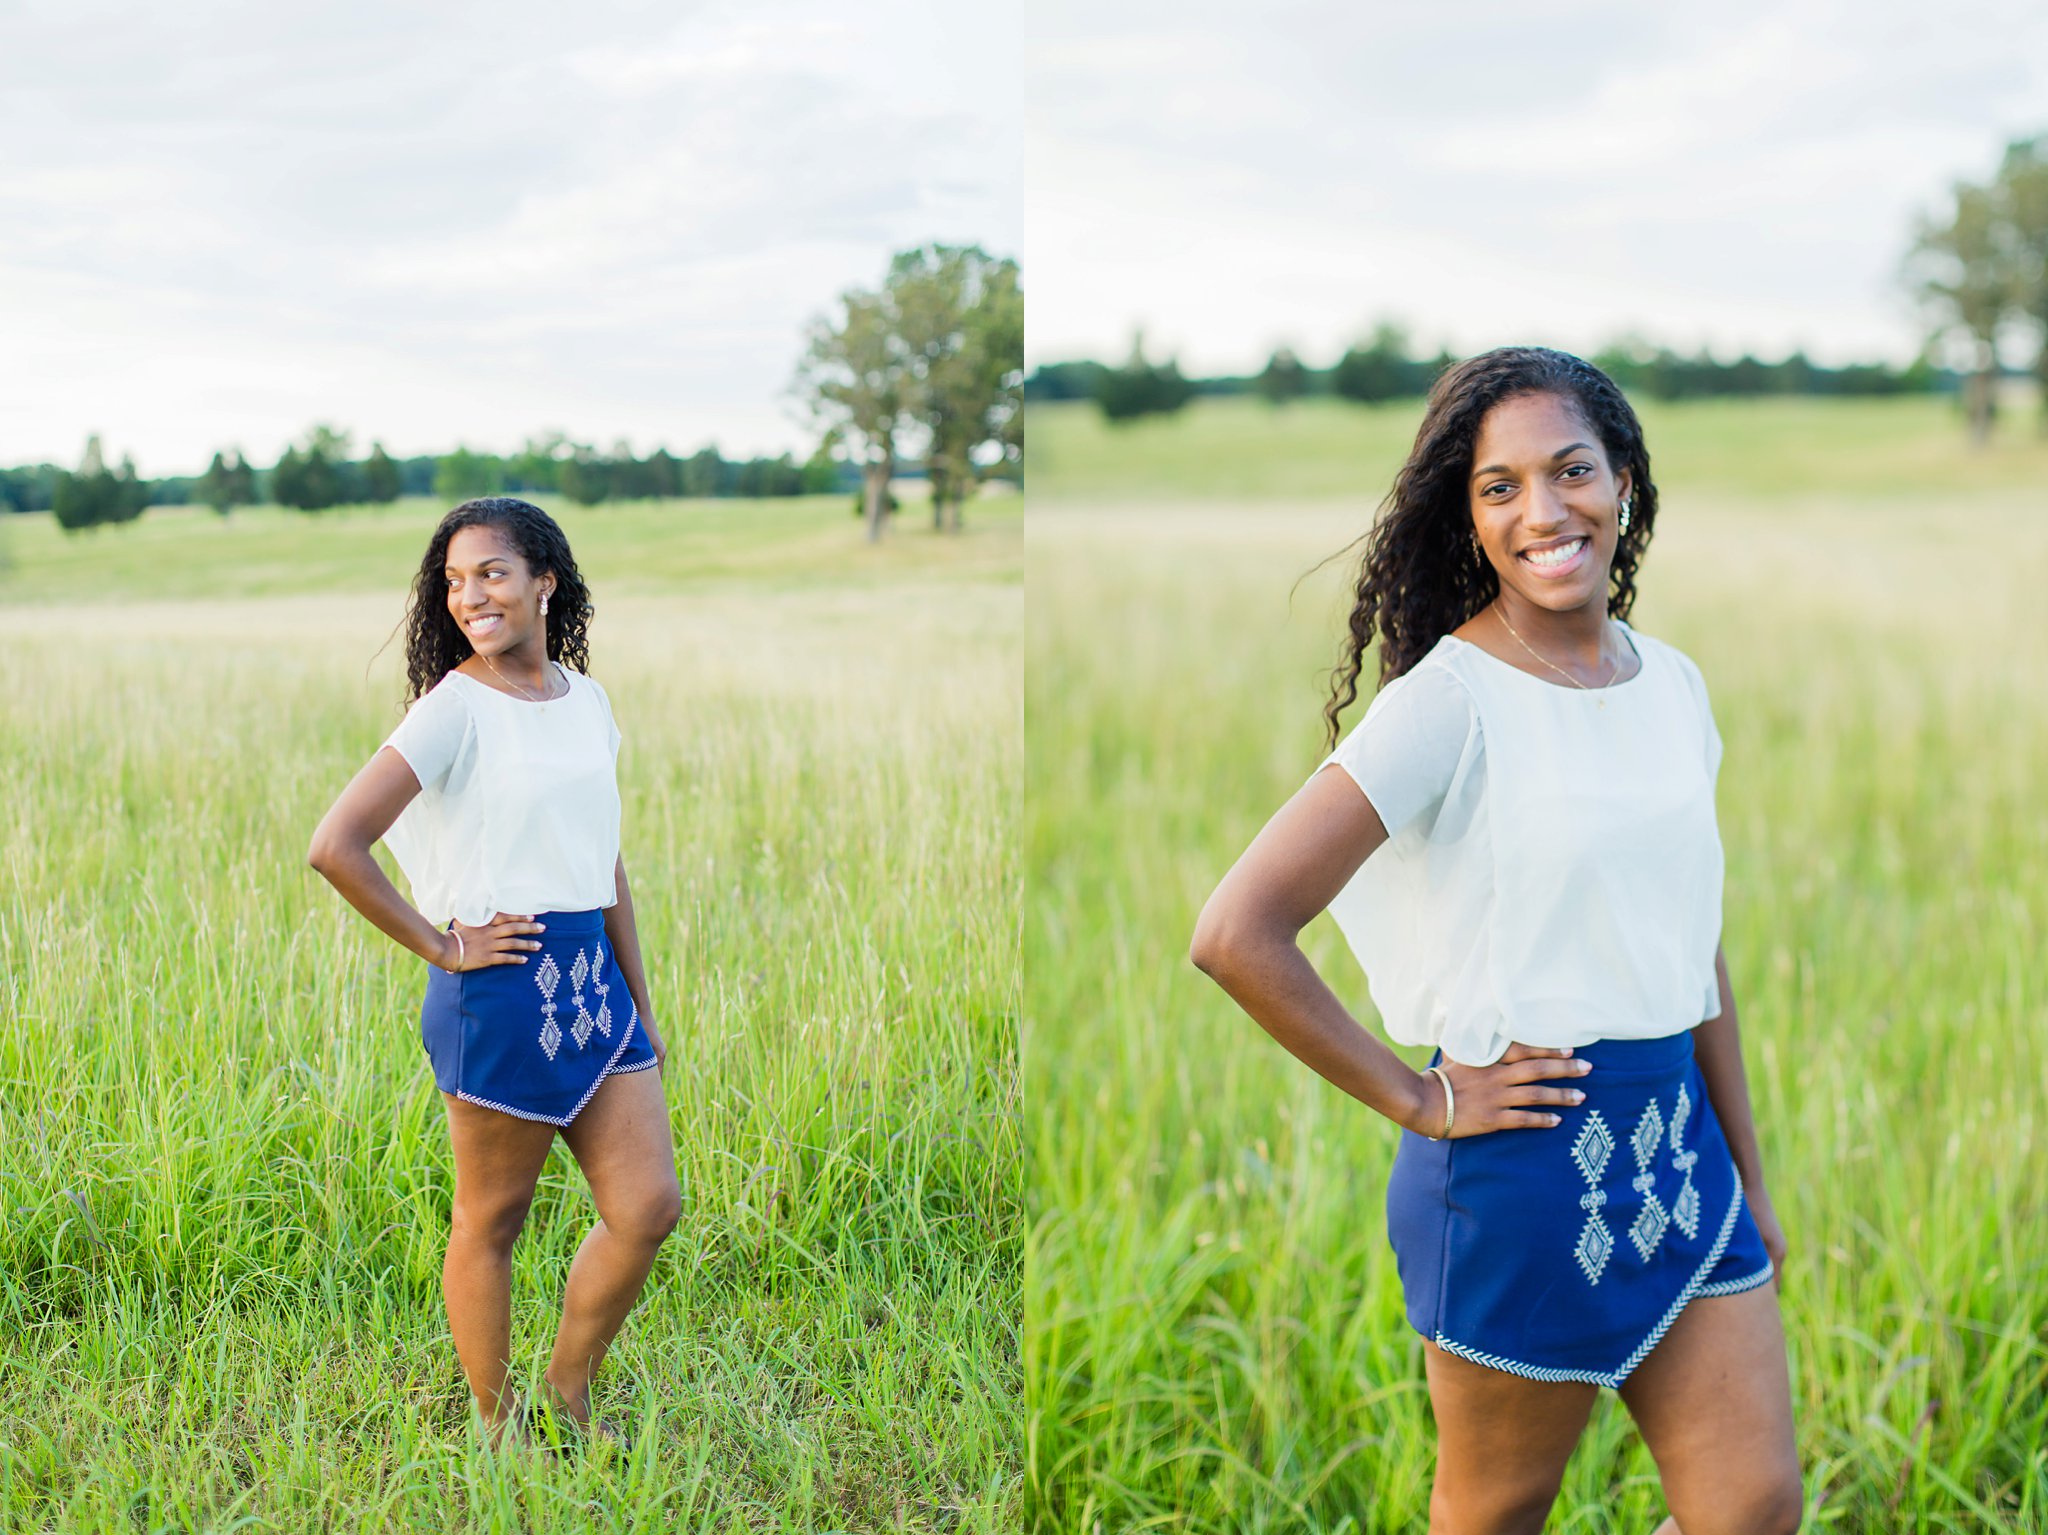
{"left": 1907, "top": 178, "right": 2016, "bottom": 444}
{"left": 273, "top": 424, "right": 350, "bottom": 509}
{"left": 1332, "top": 322, "right": 1416, "bottom": 404}
{"left": 887, "top": 243, "right": 1023, "bottom": 532}
{"left": 363, "top": 443, "right": 401, "bottom": 503}
{"left": 507, "top": 432, "right": 567, "bottom": 493}
{"left": 1256, "top": 345, "right": 1309, "bottom": 406}
{"left": 51, "top": 435, "right": 148, "bottom": 532}
{"left": 435, "top": 445, "right": 503, "bottom": 501}
{"left": 197, "top": 451, "right": 238, "bottom": 515}
{"left": 557, "top": 444, "right": 610, "bottom": 505}
{"left": 677, "top": 445, "right": 720, "bottom": 498}
{"left": 1995, "top": 135, "right": 2048, "bottom": 434}
{"left": 1095, "top": 330, "right": 1195, "bottom": 423}
{"left": 796, "top": 285, "right": 909, "bottom": 542}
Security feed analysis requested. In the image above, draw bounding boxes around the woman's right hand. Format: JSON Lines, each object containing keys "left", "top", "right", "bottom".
{"left": 442, "top": 913, "right": 547, "bottom": 972}
{"left": 1405, "top": 1042, "right": 1594, "bottom": 1138}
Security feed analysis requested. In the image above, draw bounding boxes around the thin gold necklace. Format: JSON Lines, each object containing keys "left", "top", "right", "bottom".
{"left": 479, "top": 649, "right": 559, "bottom": 701}
{"left": 1493, "top": 600, "right": 1621, "bottom": 697}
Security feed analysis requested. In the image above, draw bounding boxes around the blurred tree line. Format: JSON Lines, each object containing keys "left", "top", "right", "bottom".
{"left": 7, "top": 240, "right": 1024, "bottom": 536}
{"left": 1029, "top": 320, "right": 1948, "bottom": 425}
{"left": 1905, "top": 133, "right": 2048, "bottom": 442}
{"left": 1038, "top": 133, "right": 2048, "bottom": 442}
{"left": 2, "top": 428, "right": 852, "bottom": 527}
{"left": 794, "top": 242, "right": 1023, "bottom": 542}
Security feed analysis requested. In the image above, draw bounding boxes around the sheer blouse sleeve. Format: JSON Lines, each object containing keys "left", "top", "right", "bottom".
{"left": 1319, "top": 660, "right": 1480, "bottom": 839}
{"left": 583, "top": 673, "right": 622, "bottom": 760}
{"left": 383, "top": 682, "right": 470, "bottom": 793}
{"left": 1667, "top": 645, "right": 1726, "bottom": 1020}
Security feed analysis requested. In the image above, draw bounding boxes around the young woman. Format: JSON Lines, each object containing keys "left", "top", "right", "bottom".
{"left": 1190, "top": 349, "right": 1801, "bottom": 1534}
{"left": 308, "top": 496, "right": 679, "bottom": 1450}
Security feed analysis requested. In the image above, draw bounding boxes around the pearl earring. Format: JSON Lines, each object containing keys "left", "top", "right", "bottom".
{"left": 1618, "top": 498, "right": 1633, "bottom": 535}
{"left": 540, "top": 592, "right": 550, "bottom": 619}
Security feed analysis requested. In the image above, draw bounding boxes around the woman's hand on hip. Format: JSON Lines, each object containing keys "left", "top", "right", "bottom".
{"left": 441, "top": 913, "right": 547, "bottom": 972}
{"left": 1403, "top": 1041, "right": 1593, "bottom": 1138}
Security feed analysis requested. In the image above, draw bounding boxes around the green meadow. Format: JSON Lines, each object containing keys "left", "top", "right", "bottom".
{"left": 1025, "top": 395, "right": 2048, "bottom": 1531}
{"left": 0, "top": 493, "right": 1021, "bottom": 1532}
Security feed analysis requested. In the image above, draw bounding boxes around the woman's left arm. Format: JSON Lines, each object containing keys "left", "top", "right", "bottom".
{"left": 603, "top": 853, "right": 667, "bottom": 1072}
{"left": 1696, "top": 943, "right": 1786, "bottom": 1287}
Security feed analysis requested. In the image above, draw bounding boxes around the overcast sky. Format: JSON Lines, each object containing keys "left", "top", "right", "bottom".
{"left": 1028, "top": 0, "right": 2048, "bottom": 375}
{"left": 1, "top": 1, "right": 1019, "bottom": 475}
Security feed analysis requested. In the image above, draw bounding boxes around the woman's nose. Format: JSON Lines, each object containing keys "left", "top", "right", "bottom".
{"left": 1523, "top": 481, "right": 1569, "bottom": 528}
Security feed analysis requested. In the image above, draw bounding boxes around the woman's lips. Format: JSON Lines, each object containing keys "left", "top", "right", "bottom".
{"left": 1518, "top": 535, "right": 1589, "bottom": 579}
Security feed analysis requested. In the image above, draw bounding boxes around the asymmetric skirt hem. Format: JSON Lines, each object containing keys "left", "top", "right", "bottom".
{"left": 449, "top": 1019, "right": 655, "bottom": 1128}
{"left": 1386, "top": 1028, "right": 1775, "bottom": 1389}
{"left": 1422, "top": 1172, "right": 1777, "bottom": 1387}
{"left": 421, "top": 907, "right": 659, "bottom": 1128}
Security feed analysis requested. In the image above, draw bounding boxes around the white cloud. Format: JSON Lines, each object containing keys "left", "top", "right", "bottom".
{"left": 1026, "top": 0, "right": 2048, "bottom": 372}
{"left": 0, "top": 0, "right": 1019, "bottom": 475}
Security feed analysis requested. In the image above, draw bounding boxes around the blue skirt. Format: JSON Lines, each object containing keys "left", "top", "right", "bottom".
{"left": 1385, "top": 1028, "right": 1774, "bottom": 1387}
{"left": 420, "top": 907, "right": 659, "bottom": 1127}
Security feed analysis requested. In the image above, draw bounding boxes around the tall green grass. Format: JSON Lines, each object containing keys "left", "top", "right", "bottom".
{"left": 0, "top": 495, "right": 1021, "bottom": 1531}
{"left": 1025, "top": 398, "right": 2048, "bottom": 1531}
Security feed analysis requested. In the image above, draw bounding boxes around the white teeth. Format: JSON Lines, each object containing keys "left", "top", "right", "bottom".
{"left": 1523, "top": 537, "right": 1586, "bottom": 568}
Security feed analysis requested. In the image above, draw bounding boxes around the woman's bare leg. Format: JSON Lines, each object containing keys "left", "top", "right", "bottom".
{"left": 1422, "top": 1340, "right": 1601, "bottom": 1534}
{"left": 545, "top": 1066, "right": 681, "bottom": 1423}
{"left": 440, "top": 1093, "right": 558, "bottom": 1436}
{"left": 1618, "top": 1283, "right": 1802, "bottom": 1535}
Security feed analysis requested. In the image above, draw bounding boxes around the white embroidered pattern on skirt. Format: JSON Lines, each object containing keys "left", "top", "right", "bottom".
{"left": 1574, "top": 1083, "right": 1721, "bottom": 1286}
{"left": 1571, "top": 1112, "right": 1616, "bottom": 1285}
{"left": 1670, "top": 1083, "right": 1702, "bottom": 1239}
{"left": 534, "top": 953, "right": 563, "bottom": 1060}
{"left": 568, "top": 948, "right": 597, "bottom": 1050}
{"left": 455, "top": 999, "right": 649, "bottom": 1128}
{"left": 1433, "top": 1168, "right": 1773, "bottom": 1388}
{"left": 591, "top": 952, "right": 613, "bottom": 1040}
{"left": 1627, "top": 1098, "right": 1671, "bottom": 1260}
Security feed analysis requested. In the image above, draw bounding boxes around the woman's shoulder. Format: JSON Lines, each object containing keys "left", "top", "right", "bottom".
{"left": 1382, "top": 633, "right": 1486, "bottom": 707}
{"left": 1352, "top": 639, "right": 1482, "bottom": 742}
{"left": 404, "top": 669, "right": 477, "bottom": 720}
{"left": 563, "top": 665, "right": 616, "bottom": 710}
{"left": 1616, "top": 621, "right": 1709, "bottom": 694}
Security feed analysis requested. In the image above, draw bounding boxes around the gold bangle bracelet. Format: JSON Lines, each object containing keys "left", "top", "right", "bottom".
{"left": 1425, "top": 1065, "right": 1455, "bottom": 1140}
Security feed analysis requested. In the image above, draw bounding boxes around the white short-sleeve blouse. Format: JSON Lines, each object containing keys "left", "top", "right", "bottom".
{"left": 1317, "top": 621, "right": 1724, "bottom": 1068}
{"left": 379, "top": 663, "right": 624, "bottom": 927}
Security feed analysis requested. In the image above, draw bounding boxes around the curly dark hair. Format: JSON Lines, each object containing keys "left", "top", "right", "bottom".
{"left": 401, "top": 497, "right": 594, "bottom": 702}
{"left": 1322, "top": 346, "right": 1656, "bottom": 748}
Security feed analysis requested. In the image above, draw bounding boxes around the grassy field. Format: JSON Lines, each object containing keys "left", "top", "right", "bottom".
{"left": 1025, "top": 396, "right": 2048, "bottom": 1532}
{"left": 0, "top": 493, "right": 1021, "bottom": 1532}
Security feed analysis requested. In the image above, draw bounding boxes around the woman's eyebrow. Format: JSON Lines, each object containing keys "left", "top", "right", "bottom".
{"left": 1470, "top": 442, "right": 1594, "bottom": 480}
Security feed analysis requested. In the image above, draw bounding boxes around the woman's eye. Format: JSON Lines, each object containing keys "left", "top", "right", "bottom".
{"left": 1562, "top": 464, "right": 1591, "bottom": 479}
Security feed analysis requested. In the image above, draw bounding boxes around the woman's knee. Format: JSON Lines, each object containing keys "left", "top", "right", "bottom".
{"left": 606, "top": 1183, "right": 681, "bottom": 1247}
{"left": 1428, "top": 1477, "right": 1558, "bottom": 1534}
{"left": 451, "top": 1195, "right": 533, "bottom": 1252}
{"left": 1735, "top": 1474, "right": 1805, "bottom": 1535}
{"left": 1674, "top": 1469, "right": 1804, "bottom": 1535}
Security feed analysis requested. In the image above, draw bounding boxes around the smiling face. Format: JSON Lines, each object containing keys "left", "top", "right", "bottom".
{"left": 444, "top": 523, "right": 554, "bottom": 660}
{"left": 1467, "top": 391, "right": 1632, "bottom": 618}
